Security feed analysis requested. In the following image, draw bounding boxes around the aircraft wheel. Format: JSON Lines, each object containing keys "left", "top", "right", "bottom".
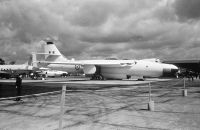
{"left": 98, "top": 75, "right": 102, "bottom": 80}
{"left": 91, "top": 75, "right": 96, "bottom": 80}
{"left": 92, "top": 75, "right": 104, "bottom": 80}
{"left": 96, "top": 75, "right": 100, "bottom": 80}
{"left": 126, "top": 75, "right": 131, "bottom": 79}
{"left": 138, "top": 78, "right": 145, "bottom": 81}
{"left": 99, "top": 75, "right": 104, "bottom": 80}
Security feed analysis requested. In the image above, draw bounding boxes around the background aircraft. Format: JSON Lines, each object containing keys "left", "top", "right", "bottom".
{"left": 36, "top": 40, "right": 178, "bottom": 80}
{"left": 0, "top": 60, "right": 34, "bottom": 79}
{"left": 36, "top": 67, "right": 68, "bottom": 77}
{"left": 38, "top": 70, "right": 68, "bottom": 77}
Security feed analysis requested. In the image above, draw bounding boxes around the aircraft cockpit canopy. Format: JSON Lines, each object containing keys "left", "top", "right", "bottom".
{"left": 46, "top": 42, "right": 54, "bottom": 45}
{"left": 105, "top": 58, "right": 118, "bottom": 60}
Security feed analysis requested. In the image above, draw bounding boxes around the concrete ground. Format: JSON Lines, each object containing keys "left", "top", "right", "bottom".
{"left": 0, "top": 78, "right": 200, "bottom": 130}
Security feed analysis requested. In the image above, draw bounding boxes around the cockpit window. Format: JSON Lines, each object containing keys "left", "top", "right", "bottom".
{"left": 47, "top": 42, "right": 53, "bottom": 44}
{"left": 105, "top": 58, "right": 118, "bottom": 60}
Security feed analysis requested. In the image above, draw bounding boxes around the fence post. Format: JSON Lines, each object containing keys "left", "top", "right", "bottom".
{"left": 182, "top": 78, "right": 187, "bottom": 97}
{"left": 148, "top": 82, "right": 154, "bottom": 111}
{"left": 59, "top": 85, "right": 66, "bottom": 130}
{"left": 149, "top": 82, "right": 151, "bottom": 101}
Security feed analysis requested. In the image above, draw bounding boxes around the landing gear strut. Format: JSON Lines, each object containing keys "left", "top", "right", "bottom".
{"left": 91, "top": 65, "right": 105, "bottom": 80}
{"left": 92, "top": 74, "right": 104, "bottom": 80}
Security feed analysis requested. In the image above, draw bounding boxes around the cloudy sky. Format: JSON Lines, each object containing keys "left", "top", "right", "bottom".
{"left": 0, "top": 0, "right": 200, "bottom": 63}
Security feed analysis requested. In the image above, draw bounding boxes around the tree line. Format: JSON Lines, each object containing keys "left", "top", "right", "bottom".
{"left": 0, "top": 58, "right": 15, "bottom": 65}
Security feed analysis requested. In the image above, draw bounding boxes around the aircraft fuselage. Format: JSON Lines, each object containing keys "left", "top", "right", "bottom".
{"left": 82, "top": 60, "right": 178, "bottom": 79}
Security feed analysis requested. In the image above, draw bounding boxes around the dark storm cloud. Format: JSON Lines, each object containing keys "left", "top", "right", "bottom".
{"left": 80, "top": 32, "right": 144, "bottom": 43}
{"left": 0, "top": 0, "right": 74, "bottom": 62}
{"left": 70, "top": 1, "right": 113, "bottom": 27}
{"left": 0, "top": 0, "right": 200, "bottom": 62}
{"left": 173, "top": 0, "right": 200, "bottom": 21}
{"left": 0, "top": 0, "right": 74, "bottom": 43}
{"left": 0, "top": 1, "right": 44, "bottom": 43}
{"left": 0, "top": 39, "right": 33, "bottom": 62}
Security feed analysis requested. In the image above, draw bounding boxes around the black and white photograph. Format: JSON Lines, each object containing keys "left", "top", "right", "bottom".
{"left": 0, "top": 0, "right": 200, "bottom": 129}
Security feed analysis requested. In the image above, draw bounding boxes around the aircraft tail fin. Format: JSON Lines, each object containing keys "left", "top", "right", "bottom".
{"left": 43, "top": 39, "right": 67, "bottom": 62}
{"left": 31, "top": 39, "right": 68, "bottom": 67}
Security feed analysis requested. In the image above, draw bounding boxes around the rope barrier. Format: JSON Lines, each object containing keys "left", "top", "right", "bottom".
{"left": 0, "top": 90, "right": 61, "bottom": 101}
{"left": 0, "top": 79, "right": 185, "bottom": 101}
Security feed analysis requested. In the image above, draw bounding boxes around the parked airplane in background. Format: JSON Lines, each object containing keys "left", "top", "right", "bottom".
{"left": 36, "top": 67, "right": 68, "bottom": 77}
{"left": 0, "top": 61, "right": 34, "bottom": 79}
{"left": 35, "top": 39, "right": 178, "bottom": 80}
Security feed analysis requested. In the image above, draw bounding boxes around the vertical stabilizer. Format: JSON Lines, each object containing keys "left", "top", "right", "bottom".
{"left": 43, "top": 40, "right": 67, "bottom": 62}
{"left": 44, "top": 41, "right": 62, "bottom": 58}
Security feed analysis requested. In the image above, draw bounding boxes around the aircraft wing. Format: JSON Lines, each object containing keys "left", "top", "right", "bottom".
{"left": 37, "top": 60, "right": 137, "bottom": 67}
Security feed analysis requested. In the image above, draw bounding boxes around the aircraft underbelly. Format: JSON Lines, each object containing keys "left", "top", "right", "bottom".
{"left": 101, "top": 67, "right": 128, "bottom": 79}
{"left": 101, "top": 65, "right": 163, "bottom": 79}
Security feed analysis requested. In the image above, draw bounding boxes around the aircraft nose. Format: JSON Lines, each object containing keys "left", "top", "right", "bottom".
{"left": 163, "top": 65, "right": 179, "bottom": 77}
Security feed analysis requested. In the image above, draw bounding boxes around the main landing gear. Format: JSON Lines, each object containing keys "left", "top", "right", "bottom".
{"left": 91, "top": 74, "right": 105, "bottom": 80}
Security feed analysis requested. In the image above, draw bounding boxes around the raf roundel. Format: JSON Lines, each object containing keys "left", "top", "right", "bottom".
{"left": 75, "top": 65, "right": 80, "bottom": 70}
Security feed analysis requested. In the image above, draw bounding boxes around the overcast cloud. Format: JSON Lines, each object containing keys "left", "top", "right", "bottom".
{"left": 0, "top": 0, "right": 200, "bottom": 63}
